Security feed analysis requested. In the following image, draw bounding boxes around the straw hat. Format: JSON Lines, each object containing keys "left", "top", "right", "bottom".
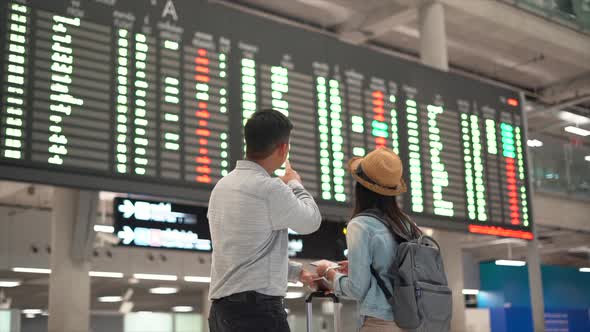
{"left": 348, "top": 147, "right": 407, "bottom": 196}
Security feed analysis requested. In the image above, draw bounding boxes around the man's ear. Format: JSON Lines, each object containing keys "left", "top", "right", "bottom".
{"left": 282, "top": 143, "right": 290, "bottom": 155}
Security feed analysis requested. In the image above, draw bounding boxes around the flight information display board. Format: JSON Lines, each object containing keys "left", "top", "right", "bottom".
{"left": 0, "top": 0, "right": 533, "bottom": 239}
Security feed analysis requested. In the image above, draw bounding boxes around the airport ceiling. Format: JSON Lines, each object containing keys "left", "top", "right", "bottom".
{"left": 222, "top": 0, "right": 590, "bottom": 142}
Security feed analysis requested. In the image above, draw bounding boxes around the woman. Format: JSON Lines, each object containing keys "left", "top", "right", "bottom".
{"left": 316, "top": 147, "right": 422, "bottom": 332}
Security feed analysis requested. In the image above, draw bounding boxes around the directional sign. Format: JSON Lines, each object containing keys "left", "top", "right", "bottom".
{"left": 117, "top": 199, "right": 197, "bottom": 224}
{"left": 113, "top": 198, "right": 211, "bottom": 252}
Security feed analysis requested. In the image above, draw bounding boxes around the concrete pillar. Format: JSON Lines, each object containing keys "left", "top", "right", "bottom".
{"left": 48, "top": 188, "right": 91, "bottom": 332}
{"left": 418, "top": 1, "right": 449, "bottom": 71}
{"left": 527, "top": 238, "right": 545, "bottom": 332}
{"left": 419, "top": 2, "right": 463, "bottom": 331}
{"left": 521, "top": 92, "right": 546, "bottom": 332}
{"left": 462, "top": 252, "right": 480, "bottom": 291}
{"left": 433, "top": 230, "right": 467, "bottom": 332}
{"left": 201, "top": 289, "right": 210, "bottom": 332}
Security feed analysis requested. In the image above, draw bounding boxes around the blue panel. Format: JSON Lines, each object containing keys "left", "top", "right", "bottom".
{"left": 479, "top": 262, "right": 590, "bottom": 309}
{"left": 489, "top": 308, "right": 507, "bottom": 332}
{"left": 566, "top": 309, "right": 590, "bottom": 332}
{"left": 481, "top": 262, "right": 590, "bottom": 332}
{"left": 541, "top": 266, "right": 590, "bottom": 309}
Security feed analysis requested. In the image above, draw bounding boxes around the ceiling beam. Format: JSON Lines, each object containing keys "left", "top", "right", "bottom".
{"left": 439, "top": 0, "right": 590, "bottom": 68}
{"left": 527, "top": 94, "right": 590, "bottom": 118}
{"left": 461, "top": 238, "right": 526, "bottom": 249}
{"left": 539, "top": 71, "right": 590, "bottom": 104}
{"left": 393, "top": 25, "right": 557, "bottom": 83}
{"left": 336, "top": 5, "right": 417, "bottom": 44}
{"left": 0, "top": 182, "right": 30, "bottom": 201}
{"left": 470, "top": 235, "right": 590, "bottom": 262}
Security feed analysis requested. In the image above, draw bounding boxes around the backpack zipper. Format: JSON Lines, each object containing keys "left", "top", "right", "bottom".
{"left": 416, "top": 286, "right": 451, "bottom": 297}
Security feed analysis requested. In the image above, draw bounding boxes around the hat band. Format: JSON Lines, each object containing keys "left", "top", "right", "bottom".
{"left": 356, "top": 164, "right": 399, "bottom": 190}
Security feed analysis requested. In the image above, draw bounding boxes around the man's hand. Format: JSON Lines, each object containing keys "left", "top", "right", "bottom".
{"left": 299, "top": 269, "right": 318, "bottom": 290}
{"left": 280, "top": 160, "right": 301, "bottom": 184}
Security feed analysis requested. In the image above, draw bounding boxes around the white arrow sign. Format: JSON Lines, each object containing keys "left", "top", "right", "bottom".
{"left": 117, "top": 226, "right": 135, "bottom": 245}
{"left": 117, "top": 199, "right": 197, "bottom": 224}
{"left": 118, "top": 200, "right": 135, "bottom": 219}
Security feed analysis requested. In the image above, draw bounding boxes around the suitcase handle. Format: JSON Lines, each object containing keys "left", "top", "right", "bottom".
{"left": 305, "top": 291, "right": 340, "bottom": 303}
{"left": 305, "top": 291, "right": 343, "bottom": 332}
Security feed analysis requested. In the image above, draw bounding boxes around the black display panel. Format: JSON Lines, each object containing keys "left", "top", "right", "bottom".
{"left": 0, "top": 0, "right": 533, "bottom": 238}
{"left": 288, "top": 221, "right": 347, "bottom": 262}
{"left": 112, "top": 196, "right": 347, "bottom": 258}
{"left": 113, "top": 197, "right": 212, "bottom": 251}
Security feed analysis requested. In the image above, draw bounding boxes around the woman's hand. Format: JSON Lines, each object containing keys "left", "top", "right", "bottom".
{"left": 337, "top": 260, "right": 349, "bottom": 274}
{"left": 314, "top": 260, "right": 335, "bottom": 278}
{"left": 315, "top": 260, "right": 344, "bottom": 283}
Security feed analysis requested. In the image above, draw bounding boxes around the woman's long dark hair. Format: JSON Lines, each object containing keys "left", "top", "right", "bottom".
{"left": 352, "top": 182, "right": 422, "bottom": 239}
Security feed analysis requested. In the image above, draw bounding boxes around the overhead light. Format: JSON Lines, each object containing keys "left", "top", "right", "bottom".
{"left": 285, "top": 292, "right": 305, "bottom": 299}
{"left": 558, "top": 111, "right": 590, "bottom": 125}
{"left": 149, "top": 287, "right": 178, "bottom": 295}
{"left": 12, "top": 267, "right": 51, "bottom": 274}
{"left": 137, "top": 311, "right": 153, "bottom": 314}
{"left": 172, "top": 306, "right": 193, "bottom": 313}
{"left": 527, "top": 139, "right": 543, "bottom": 148}
{"left": 585, "top": 156, "right": 590, "bottom": 162}
{"left": 421, "top": 227, "right": 434, "bottom": 237}
{"left": 22, "top": 309, "right": 43, "bottom": 315}
{"left": 89, "top": 271, "right": 124, "bottom": 278}
{"left": 133, "top": 273, "right": 178, "bottom": 281}
{"left": 0, "top": 279, "right": 22, "bottom": 288}
{"left": 580, "top": 267, "right": 590, "bottom": 273}
{"left": 25, "top": 313, "right": 35, "bottom": 319}
{"left": 98, "top": 296, "right": 123, "bottom": 303}
{"left": 564, "top": 126, "right": 590, "bottom": 137}
{"left": 495, "top": 259, "right": 526, "bottom": 267}
{"left": 183, "top": 276, "right": 210, "bottom": 283}
{"left": 288, "top": 282, "right": 304, "bottom": 288}
{"left": 462, "top": 289, "right": 480, "bottom": 295}
{"left": 94, "top": 225, "right": 115, "bottom": 233}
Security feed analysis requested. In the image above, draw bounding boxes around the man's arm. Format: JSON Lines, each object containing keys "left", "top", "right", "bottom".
{"left": 268, "top": 179, "right": 322, "bottom": 235}
{"left": 267, "top": 161, "right": 321, "bottom": 234}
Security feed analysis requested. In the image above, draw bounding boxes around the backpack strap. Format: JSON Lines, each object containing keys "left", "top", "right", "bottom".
{"left": 370, "top": 265, "right": 392, "bottom": 300}
{"left": 355, "top": 211, "right": 411, "bottom": 243}
{"left": 356, "top": 211, "right": 399, "bottom": 301}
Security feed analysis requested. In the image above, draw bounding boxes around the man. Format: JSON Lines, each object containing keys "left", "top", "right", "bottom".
{"left": 208, "top": 109, "right": 322, "bottom": 332}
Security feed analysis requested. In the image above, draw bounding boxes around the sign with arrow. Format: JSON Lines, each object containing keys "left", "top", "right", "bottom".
{"left": 113, "top": 198, "right": 211, "bottom": 252}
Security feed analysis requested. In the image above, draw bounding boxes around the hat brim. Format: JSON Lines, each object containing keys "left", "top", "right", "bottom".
{"left": 348, "top": 157, "right": 407, "bottom": 197}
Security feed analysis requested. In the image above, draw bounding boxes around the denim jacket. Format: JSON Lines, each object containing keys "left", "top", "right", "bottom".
{"left": 332, "top": 214, "right": 396, "bottom": 322}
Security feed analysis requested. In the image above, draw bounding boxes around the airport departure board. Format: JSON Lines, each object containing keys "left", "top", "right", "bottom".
{"left": 0, "top": 0, "right": 534, "bottom": 238}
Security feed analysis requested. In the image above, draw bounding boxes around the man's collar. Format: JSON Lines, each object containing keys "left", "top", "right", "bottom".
{"left": 235, "top": 160, "right": 271, "bottom": 177}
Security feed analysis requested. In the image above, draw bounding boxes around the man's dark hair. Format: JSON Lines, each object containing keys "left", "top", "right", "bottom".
{"left": 245, "top": 109, "right": 293, "bottom": 160}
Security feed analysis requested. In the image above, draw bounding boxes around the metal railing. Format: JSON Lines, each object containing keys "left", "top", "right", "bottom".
{"left": 501, "top": 0, "right": 590, "bottom": 32}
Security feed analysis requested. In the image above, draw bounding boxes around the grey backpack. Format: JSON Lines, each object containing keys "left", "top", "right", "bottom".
{"left": 358, "top": 212, "right": 452, "bottom": 332}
